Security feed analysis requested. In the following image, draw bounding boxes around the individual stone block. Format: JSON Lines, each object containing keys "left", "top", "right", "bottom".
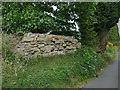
{"left": 16, "top": 43, "right": 24, "bottom": 48}
{"left": 48, "top": 52, "right": 54, "bottom": 55}
{"left": 38, "top": 34, "right": 46, "bottom": 38}
{"left": 40, "top": 47, "right": 45, "bottom": 51}
{"left": 76, "top": 43, "right": 81, "bottom": 48}
{"left": 25, "top": 53, "right": 29, "bottom": 56}
{"left": 30, "top": 41, "right": 38, "bottom": 45}
{"left": 31, "top": 47, "right": 40, "bottom": 52}
{"left": 55, "top": 41, "right": 61, "bottom": 44}
{"left": 31, "top": 44, "right": 38, "bottom": 47}
{"left": 24, "top": 32, "right": 32, "bottom": 37}
{"left": 72, "top": 39, "right": 78, "bottom": 42}
{"left": 57, "top": 51, "right": 65, "bottom": 55}
{"left": 63, "top": 44, "right": 66, "bottom": 47}
{"left": 59, "top": 47, "right": 64, "bottom": 50}
{"left": 46, "top": 38, "right": 53, "bottom": 42}
{"left": 22, "top": 37, "right": 34, "bottom": 42}
{"left": 65, "top": 46, "right": 74, "bottom": 50}
{"left": 30, "top": 50, "right": 35, "bottom": 54}
{"left": 52, "top": 35, "right": 65, "bottom": 39}
{"left": 46, "top": 35, "right": 53, "bottom": 38}
{"left": 38, "top": 44, "right": 44, "bottom": 48}
{"left": 44, "top": 46, "right": 53, "bottom": 51}
{"left": 36, "top": 38, "right": 46, "bottom": 42}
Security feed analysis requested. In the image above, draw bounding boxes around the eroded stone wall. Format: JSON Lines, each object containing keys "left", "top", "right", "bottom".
{"left": 16, "top": 33, "right": 81, "bottom": 57}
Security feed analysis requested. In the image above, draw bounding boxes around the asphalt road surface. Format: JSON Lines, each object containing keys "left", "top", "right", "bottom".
{"left": 83, "top": 51, "right": 119, "bottom": 89}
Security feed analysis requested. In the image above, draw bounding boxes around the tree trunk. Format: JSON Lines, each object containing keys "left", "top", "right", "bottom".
{"left": 98, "top": 30, "right": 108, "bottom": 52}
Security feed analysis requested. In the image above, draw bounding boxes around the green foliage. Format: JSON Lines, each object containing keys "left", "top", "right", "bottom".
{"left": 107, "top": 25, "right": 119, "bottom": 46}
{"left": 2, "top": 2, "right": 98, "bottom": 45}
{"left": 51, "top": 2, "right": 98, "bottom": 45}
{"left": 2, "top": 2, "right": 56, "bottom": 34}
{"left": 94, "top": 2, "right": 119, "bottom": 32}
{"left": 2, "top": 2, "right": 80, "bottom": 38}
{"left": 2, "top": 34, "right": 19, "bottom": 61}
{"left": 2, "top": 2, "right": 119, "bottom": 47}
{"left": 74, "top": 2, "right": 98, "bottom": 46}
{"left": 91, "top": 2, "right": 119, "bottom": 49}
{"left": 104, "top": 46, "right": 117, "bottom": 63}
{"left": 105, "top": 47, "right": 113, "bottom": 53}
{"left": 76, "top": 46, "right": 106, "bottom": 72}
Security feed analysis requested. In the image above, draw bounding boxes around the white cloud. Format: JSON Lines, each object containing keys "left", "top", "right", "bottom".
{"left": 44, "top": 11, "right": 56, "bottom": 18}
{"left": 117, "top": 18, "right": 120, "bottom": 36}
{"left": 52, "top": 6, "right": 57, "bottom": 11}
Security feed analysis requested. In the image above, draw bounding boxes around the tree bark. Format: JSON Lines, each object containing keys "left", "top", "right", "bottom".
{"left": 98, "top": 29, "right": 108, "bottom": 52}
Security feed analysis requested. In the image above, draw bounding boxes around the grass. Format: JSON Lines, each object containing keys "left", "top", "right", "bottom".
{"left": 2, "top": 33, "right": 118, "bottom": 88}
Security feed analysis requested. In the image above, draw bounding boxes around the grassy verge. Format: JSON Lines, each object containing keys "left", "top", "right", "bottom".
{"left": 2, "top": 34, "right": 118, "bottom": 88}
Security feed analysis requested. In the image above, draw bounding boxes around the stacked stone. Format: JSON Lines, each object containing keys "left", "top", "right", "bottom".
{"left": 16, "top": 33, "right": 81, "bottom": 57}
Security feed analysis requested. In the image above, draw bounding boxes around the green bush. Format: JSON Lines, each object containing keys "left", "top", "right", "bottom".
{"left": 2, "top": 2, "right": 56, "bottom": 34}
{"left": 107, "top": 25, "right": 119, "bottom": 46}
{"left": 2, "top": 2, "right": 80, "bottom": 38}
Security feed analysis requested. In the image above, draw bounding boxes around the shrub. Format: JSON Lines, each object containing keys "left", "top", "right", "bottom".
{"left": 2, "top": 2, "right": 56, "bottom": 34}
{"left": 107, "top": 25, "right": 119, "bottom": 46}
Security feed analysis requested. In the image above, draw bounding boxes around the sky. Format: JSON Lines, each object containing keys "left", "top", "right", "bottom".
{"left": 117, "top": 18, "right": 120, "bottom": 36}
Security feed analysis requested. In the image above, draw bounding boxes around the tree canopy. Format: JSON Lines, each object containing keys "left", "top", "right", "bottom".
{"left": 2, "top": 2, "right": 119, "bottom": 49}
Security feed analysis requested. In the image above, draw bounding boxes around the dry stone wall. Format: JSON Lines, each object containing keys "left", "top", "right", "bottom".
{"left": 16, "top": 33, "right": 81, "bottom": 57}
